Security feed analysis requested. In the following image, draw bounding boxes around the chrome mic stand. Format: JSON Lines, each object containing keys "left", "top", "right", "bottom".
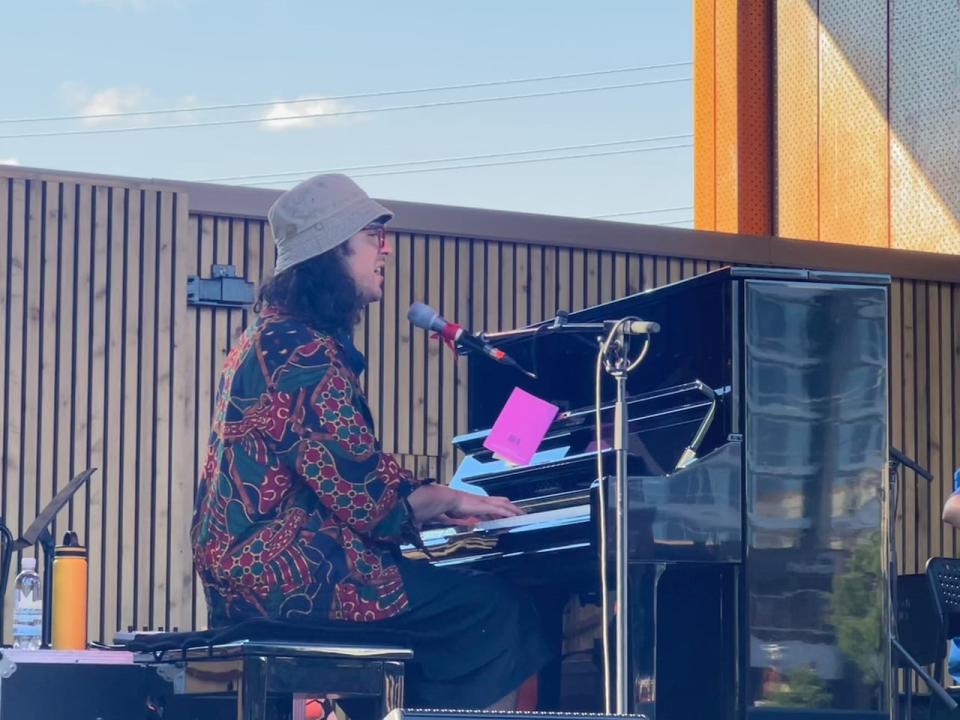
{"left": 599, "top": 318, "right": 656, "bottom": 714}
{"left": 482, "top": 311, "right": 659, "bottom": 713}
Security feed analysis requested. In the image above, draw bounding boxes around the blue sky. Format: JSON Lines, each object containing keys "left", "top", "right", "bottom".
{"left": 1, "top": 0, "right": 693, "bottom": 225}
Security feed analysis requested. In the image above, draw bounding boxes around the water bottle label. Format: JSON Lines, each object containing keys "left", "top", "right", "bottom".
{"left": 13, "top": 606, "right": 42, "bottom": 637}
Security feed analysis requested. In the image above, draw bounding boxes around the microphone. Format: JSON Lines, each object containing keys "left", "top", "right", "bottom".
{"left": 611, "top": 319, "right": 661, "bottom": 335}
{"left": 407, "top": 302, "right": 534, "bottom": 377}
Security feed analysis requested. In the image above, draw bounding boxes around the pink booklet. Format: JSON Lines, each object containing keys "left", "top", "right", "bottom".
{"left": 482, "top": 387, "right": 560, "bottom": 466}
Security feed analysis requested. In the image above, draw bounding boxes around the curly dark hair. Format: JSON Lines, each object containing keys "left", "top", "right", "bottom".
{"left": 256, "top": 246, "right": 362, "bottom": 336}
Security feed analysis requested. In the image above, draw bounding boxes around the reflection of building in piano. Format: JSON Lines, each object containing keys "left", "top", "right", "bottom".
{"left": 403, "top": 268, "right": 892, "bottom": 720}
{"left": 745, "top": 280, "right": 888, "bottom": 710}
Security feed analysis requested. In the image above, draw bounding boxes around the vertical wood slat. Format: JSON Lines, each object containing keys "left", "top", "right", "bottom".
{"left": 410, "top": 236, "right": 427, "bottom": 457}
{"left": 22, "top": 180, "right": 42, "bottom": 593}
{"left": 4, "top": 180, "right": 27, "bottom": 636}
{"left": 38, "top": 183, "right": 59, "bottom": 548}
{"left": 914, "top": 283, "right": 940, "bottom": 572}
{"left": 501, "top": 243, "right": 515, "bottom": 334}
{"left": 395, "top": 233, "right": 413, "bottom": 456}
{"left": 380, "top": 231, "right": 399, "bottom": 455}
{"left": 902, "top": 281, "right": 917, "bottom": 572}
{"left": 85, "top": 185, "right": 108, "bottom": 642}
{"left": 100, "top": 186, "right": 124, "bottom": 639}
{"left": 153, "top": 191, "right": 173, "bottom": 631}
{"left": 542, "top": 246, "right": 557, "bottom": 321}
{"left": 440, "top": 237, "right": 458, "bottom": 483}
{"left": 135, "top": 190, "right": 157, "bottom": 631}
{"left": 890, "top": 280, "right": 904, "bottom": 571}
{"left": 425, "top": 237, "right": 442, "bottom": 460}
{"left": 52, "top": 184, "right": 77, "bottom": 578}
{"left": 119, "top": 188, "right": 141, "bottom": 633}
{"left": 940, "top": 283, "right": 954, "bottom": 558}
{"left": 947, "top": 286, "right": 959, "bottom": 558}
{"left": 454, "top": 238, "right": 470, "bottom": 454}
{"left": 169, "top": 193, "right": 195, "bottom": 633}
{"left": 189, "top": 215, "right": 213, "bottom": 629}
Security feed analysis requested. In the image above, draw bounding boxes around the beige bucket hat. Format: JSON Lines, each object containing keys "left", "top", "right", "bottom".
{"left": 268, "top": 174, "right": 393, "bottom": 275}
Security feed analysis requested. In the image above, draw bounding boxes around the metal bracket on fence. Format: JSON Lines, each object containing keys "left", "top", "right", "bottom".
{"left": 187, "top": 264, "right": 255, "bottom": 308}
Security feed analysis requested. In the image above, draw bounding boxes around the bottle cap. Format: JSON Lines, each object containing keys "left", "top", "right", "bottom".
{"left": 21, "top": 557, "right": 36, "bottom": 571}
{"left": 54, "top": 544, "right": 87, "bottom": 558}
{"left": 56, "top": 531, "right": 86, "bottom": 556}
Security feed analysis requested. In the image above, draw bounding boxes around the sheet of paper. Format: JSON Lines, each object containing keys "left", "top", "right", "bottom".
{"left": 482, "top": 387, "right": 559, "bottom": 466}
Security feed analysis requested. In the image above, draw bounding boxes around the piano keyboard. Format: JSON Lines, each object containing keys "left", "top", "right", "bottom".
{"left": 421, "top": 504, "right": 589, "bottom": 542}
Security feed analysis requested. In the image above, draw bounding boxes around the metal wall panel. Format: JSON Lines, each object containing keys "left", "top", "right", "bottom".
{"left": 710, "top": 1, "right": 959, "bottom": 254}
{"left": 775, "top": 0, "right": 821, "bottom": 239}
{"left": 818, "top": 0, "right": 889, "bottom": 247}
{"left": 694, "top": 0, "right": 717, "bottom": 231}
{"left": 889, "top": 0, "right": 960, "bottom": 254}
{"left": 715, "top": 0, "right": 741, "bottom": 233}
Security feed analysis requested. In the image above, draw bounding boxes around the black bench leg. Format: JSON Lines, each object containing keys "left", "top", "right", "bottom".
{"left": 240, "top": 655, "right": 269, "bottom": 720}
{"left": 380, "top": 661, "right": 405, "bottom": 718}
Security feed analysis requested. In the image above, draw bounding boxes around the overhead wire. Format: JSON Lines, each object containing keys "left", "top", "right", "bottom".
{"left": 231, "top": 143, "right": 693, "bottom": 186}
{"left": 198, "top": 135, "right": 693, "bottom": 183}
{"left": 0, "top": 61, "right": 692, "bottom": 125}
{"left": 590, "top": 205, "right": 693, "bottom": 219}
{"left": 0, "top": 77, "right": 691, "bottom": 140}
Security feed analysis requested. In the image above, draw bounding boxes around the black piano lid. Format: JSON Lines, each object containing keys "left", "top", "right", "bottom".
{"left": 482, "top": 265, "right": 889, "bottom": 345}
{"left": 465, "top": 267, "right": 734, "bottom": 432}
{"left": 464, "top": 265, "right": 890, "bottom": 433}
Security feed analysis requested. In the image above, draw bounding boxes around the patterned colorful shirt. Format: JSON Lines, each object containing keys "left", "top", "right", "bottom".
{"left": 191, "top": 307, "right": 423, "bottom": 624}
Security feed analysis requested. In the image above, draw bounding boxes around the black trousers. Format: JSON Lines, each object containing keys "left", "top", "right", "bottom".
{"left": 369, "top": 558, "right": 553, "bottom": 709}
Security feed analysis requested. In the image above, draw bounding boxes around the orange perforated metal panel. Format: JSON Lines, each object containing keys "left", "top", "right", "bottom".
{"left": 817, "top": 0, "right": 889, "bottom": 247}
{"left": 889, "top": 0, "right": 960, "bottom": 254}
{"left": 714, "top": 0, "right": 740, "bottom": 233}
{"left": 693, "top": 0, "right": 773, "bottom": 235}
{"left": 694, "top": 0, "right": 717, "bottom": 231}
{"left": 775, "top": 0, "right": 820, "bottom": 240}
{"left": 735, "top": 0, "right": 772, "bottom": 235}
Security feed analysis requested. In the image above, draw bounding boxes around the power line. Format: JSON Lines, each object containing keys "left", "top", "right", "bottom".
{"left": 590, "top": 205, "right": 694, "bottom": 219}
{"left": 237, "top": 143, "right": 693, "bottom": 186}
{"left": 658, "top": 218, "right": 694, "bottom": 226}
{"left": 0, "top": 61, "right": 692, "bottom": 125}
{"left": 0, "top": 77, "right": 691, "bottom": 140}
{"left": 199, "top": 134, "right": 693, "bottom": 183}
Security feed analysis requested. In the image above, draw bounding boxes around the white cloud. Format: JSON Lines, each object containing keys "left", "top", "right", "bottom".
{"left": 0, "top": 158, "right": 19, "bottom": 166}
{"left": 61, "top": 83, "right": 151, "bottom": 125}
{"left": 261, "top": 99, "right": 351, "bottom": 131}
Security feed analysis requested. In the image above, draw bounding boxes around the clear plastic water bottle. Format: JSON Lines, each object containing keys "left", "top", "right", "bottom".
{"left": 12, "top": 557, "right": 42, "bottom": 650}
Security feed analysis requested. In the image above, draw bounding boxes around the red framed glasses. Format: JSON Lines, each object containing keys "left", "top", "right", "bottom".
{"left": 362, "top": 224, "right": 387, "bottom": 249}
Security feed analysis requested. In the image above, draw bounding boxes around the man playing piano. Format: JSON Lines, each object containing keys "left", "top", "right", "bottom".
{"left": 190, "top": 174, "right": 550, "bottom": 712}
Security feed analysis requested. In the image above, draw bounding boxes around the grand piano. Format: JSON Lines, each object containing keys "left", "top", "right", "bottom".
{"left": 405, "top": 267, "right": 892, "bottom": 720}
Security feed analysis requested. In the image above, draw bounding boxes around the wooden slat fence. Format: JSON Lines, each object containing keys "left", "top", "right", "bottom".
{"left": 0, "top": 174, "right": 194, "bottom": 643}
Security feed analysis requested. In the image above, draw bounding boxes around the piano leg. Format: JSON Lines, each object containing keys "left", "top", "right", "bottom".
{"left": 627, "top": 562, "right": 739, "bottom": 720}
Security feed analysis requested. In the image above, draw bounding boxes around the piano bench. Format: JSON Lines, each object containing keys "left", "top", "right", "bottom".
{"left": 134, "top": 639, "right": 412, "bottom": 720}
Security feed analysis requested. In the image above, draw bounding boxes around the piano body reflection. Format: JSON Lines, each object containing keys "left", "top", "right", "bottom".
{"left": 403, "top": 267, "right": 892, "bottom": 720}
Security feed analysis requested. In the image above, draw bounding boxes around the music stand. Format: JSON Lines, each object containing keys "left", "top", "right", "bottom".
{"left": 886, "top": 450, "right": 956, "bottom": 717}
{"left": 0, "top": 468, "right": 96, "bottom": 648}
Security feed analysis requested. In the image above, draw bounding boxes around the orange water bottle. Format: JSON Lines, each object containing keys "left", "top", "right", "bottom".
{"left": 52, "top": 531, "right": 87, "bottom": 650}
